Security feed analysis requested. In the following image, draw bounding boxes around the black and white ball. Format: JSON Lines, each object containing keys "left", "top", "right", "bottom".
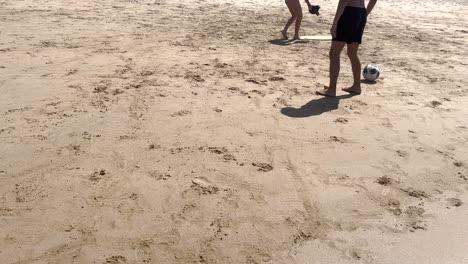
{"left": 363, "top": 64, "right": 380, "bottom": 81}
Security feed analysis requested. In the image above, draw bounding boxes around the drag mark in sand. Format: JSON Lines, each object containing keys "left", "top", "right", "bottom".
{"left": 286, "top": 156, "right": 329, "bottom": 241}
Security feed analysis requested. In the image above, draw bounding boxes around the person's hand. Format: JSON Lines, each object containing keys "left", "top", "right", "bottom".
{"left": 330, "top": 25, "right": 337, "bottom": 38}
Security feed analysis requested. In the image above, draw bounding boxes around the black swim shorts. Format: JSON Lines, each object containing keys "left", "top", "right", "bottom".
{"left": 333, "top": 6, "right": 367, "bottom": 44}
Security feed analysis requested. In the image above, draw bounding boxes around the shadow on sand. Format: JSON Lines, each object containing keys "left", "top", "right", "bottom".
{"left": 361, "top": 79, "right": 377, "bottom": 85}
{"left": 280, "top": 94, "right": 356, "bottom": 118}
{"left": 269, "top": 39, "right": 308, "bottom": 46}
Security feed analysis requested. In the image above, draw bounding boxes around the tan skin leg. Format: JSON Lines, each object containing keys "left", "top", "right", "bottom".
{"left": 316, "top": 41, "right": 346, "bottom": 97}
{"left": 342, "top": 42, "right": 362, "bottom": 94}
{"left": 282, "top": 0, "right": 303, "bottom": 40}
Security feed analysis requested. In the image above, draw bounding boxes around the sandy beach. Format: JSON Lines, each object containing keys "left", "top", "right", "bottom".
{"left": 1, "top": 0, "right": 468, "bottom": 263}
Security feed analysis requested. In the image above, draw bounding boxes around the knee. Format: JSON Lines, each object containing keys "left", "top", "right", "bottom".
{"left": 347, "top": 50, "right": 358, "bottom": 59}
{"left": 329, "top": 48, "right": 340, "bottom": 59}
{"left": 297, "top": 13, "right": 303, "bottom": 20}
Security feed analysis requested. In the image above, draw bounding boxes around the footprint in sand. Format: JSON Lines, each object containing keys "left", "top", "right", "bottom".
{"left": 222, "top": 154, "right": 237, "bottom": 162}
{"left": 149, "top": 170, "right": 171, "bottom": 181}
{"left": 376, "top": 175, "right": 393, "bottom": 186}
{"left": 126, "top": 79, "right": 160, "bottom": 90}
{"left": 59, "top": 144, "right": 81, "bottom": 156}
{"left": 148, "top": 143, "right": 161, "bottom": 150}
{"left": 405, "top": 206, "right": 425, "bottom": 218}
{"left": 268, "top": 76, "right": 285, "bottom": 82}
{"left": 93, "top": 81, "right": 111, "bottom": 94}
{"left": 208, "top": 147, "right": 228, "bottom": 154}
{"left": 273, "top": 97, "right": 290, "bottom": 108}
{"left": 458, "top": 172, "right": 467, "bottom": 180}
{"left": 396, "top": 150, "right": 408, "bottom": 157}
{"left": 334, "top": 117, "right": 348, "bottom": 124}
{"left": 228, "top": 86, "right": 249, "bottom": 97}
{"left": 114, "top": 65, "right": 132, "bottom": 76}
{"left": 401, "top": 187, "right": 428, "bottom": 199}
{"left": 89, "top": 169, "right": 107, "bottom": 182}
{"left": 185, "top": 71, "right": 205, "bottom": 82}
{"left": 344, "top": 100, "right": 368, "bottom": 112}
{"left": 206, "top": 147, "right": 237, "bottom": 162}
{"left": 404, "top": 206, "right": 427, "bottom": 231}
{"left": 387, "top": 199, "right": 402, "bottom": 216}
{"left": 38, "top": 40, "right": 58, "bottom": 48}
{"left": 134, "top": 239, "right": 153, "bottom": 263}
{"left": 6, "top": 106, "right": 32, "bottom": 114}
{"left": 171, "top": 110, "right": 191, "bottom": 117}
{"left": 112, "top": 89, "right": 124, "bottom": 95}
{"left": 65, "top": 68, "right": 78, "bottom": 76}
{"left": 82, "top": 131, "right": 101, "bottom": 140}
{"left": 34, "top": 135, "right": 47, "bottom": 140}
{"left": 428, "top": 100, "right": 442, "bottom": 108}
{"left": 347, "top": 248, "right": 372, "bottom": 261}
{"left": 15, "top": 176, "right": 46, "bottom": 203}
{"left": 139, "top": 70, "right": 154, "bottom": 76}
{"left": 170, "top": 146, "right": 191, "bottom": 155}
{"left": 191, "top": 177, "right": 220, "bottom": 195}
{"left": 104, "top": 255, "right": 127, "bottom": 264}
{"left": 0, "top": 126, "right": 15, "bottom": 135}
{"left": 447, "top": 198, "right": 463, "bottom": 207}
{"left": 252, "top": 162, "right": 273, "bottom": 172}
{"left": 245, "top": 78, "right": 267, "bottom": 85}
{"left": 181, "top": 203, "right": 197, "bottom": 215}
{"left": 329, "top": 136, "right": 346, "bottom": 143}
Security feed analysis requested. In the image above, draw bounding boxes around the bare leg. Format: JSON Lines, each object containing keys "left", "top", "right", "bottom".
{"left": 283, "top": 0, "right": 298, "bottom": 39}
{"left": 282, "top": 16, "right": 296, "bottom": 39}
{"left": 317, "top": 41, "right": 346, "bottom": 97}
{"left": 292, "top": 5, "right": 303, "bottom": 40}
{"left": 342, "top": 43, "right": 362, "bottom": 94}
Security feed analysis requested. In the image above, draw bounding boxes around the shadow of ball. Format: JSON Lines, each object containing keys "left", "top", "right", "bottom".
{"left": 361, "top": 79, "right": 377, "bottom": 85}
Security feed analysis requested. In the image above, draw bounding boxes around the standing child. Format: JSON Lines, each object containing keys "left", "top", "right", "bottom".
{"left": 316, "top": 0, "right": 377, "bottom": 97}
{"left": 282, "top": 0, "right": 320, "bottom": 41}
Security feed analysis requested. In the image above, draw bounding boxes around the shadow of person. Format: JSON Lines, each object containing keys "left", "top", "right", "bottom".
{"left": 269, "top": 39, "right": 308, "bottom": 46}
{"left": 280, "top": 94, "right": 355, "bottom": 118}
{"left": 269, "top": 39, "right": 290, "bottom": 46}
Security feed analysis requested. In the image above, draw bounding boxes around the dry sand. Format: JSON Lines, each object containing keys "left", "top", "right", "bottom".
{"left": 1, "top": 0, "right": 468, "bottom": 263}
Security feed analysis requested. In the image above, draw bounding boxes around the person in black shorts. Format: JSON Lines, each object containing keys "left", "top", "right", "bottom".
{"left": 317, "top": 0, "right": 377, "bottom": 97}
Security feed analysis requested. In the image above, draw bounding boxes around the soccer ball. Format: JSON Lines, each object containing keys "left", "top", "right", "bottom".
{"left": 363, "top": 64, "right": 380, "bottom": 81}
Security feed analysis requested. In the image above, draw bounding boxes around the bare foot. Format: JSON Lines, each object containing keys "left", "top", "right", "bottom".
{"left": 342, "top": 87, "right": 361, "bottom": 95}
{"left": 316, "top": 86, "right": 336, "bottom": 97}
{"left": 281, "top": 30, "right": 288, "bottom": 40}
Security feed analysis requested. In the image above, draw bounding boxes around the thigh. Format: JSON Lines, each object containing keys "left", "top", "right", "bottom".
{"left": 294, "top": 1, "right": 303, "bottom": 16}
{"left": 331, "top": 41, "right": 346, "bottom": 54}
{"left": 347, "top": 42, "right": 360, "bottom": 55}
{"left": 286, "top": 0, "right": 301, "bottom": 16}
